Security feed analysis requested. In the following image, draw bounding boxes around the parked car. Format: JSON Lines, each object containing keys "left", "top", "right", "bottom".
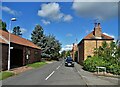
{"left": 65, "top": 57, "right": 74, "bottom": 67}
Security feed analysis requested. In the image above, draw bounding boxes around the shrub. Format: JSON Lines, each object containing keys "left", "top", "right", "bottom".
{"left": 107, "top": 64, "right": 120, "bottom": 75}
{"left": 83, "top": 56, "right": 120, "bottom": 75}
{"left": 83, "top": 56, "right": 106, "bottom": 72}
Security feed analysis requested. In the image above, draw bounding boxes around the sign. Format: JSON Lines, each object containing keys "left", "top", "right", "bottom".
{"left": 10, "top": 47, "right": 13, "bottom": 49}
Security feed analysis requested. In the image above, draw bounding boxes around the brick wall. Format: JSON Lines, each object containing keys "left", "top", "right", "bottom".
{"left": 22, "top": 47, "right": 41, "bottom": 65}
{"left": 1, "top": 43, "right": 41, "bottom": 70}
{"left": 78, "top": 40, "right": 84, "bottom": 65}
{"left": 84, "top": 40, "right": 112, "bottom": 60}
{"left": 2, "top": 44, "right": 8, "bottom": 70}
{"left": 72, "top": 43, "right": 78, "bottom": 61}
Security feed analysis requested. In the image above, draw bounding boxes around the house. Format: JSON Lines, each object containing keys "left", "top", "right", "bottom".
{"left": 71, "top": 43, "right": 78, "bottom": 62}
{"left": 0, "top": 30, "right": 41, "bottom": 71}
{"left": 77, "top": 23, "right": 114, "bottom": 65}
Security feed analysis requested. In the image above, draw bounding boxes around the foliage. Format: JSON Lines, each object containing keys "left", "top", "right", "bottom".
{"left": 60, "top": 50, "right": 66, "bottom": 58}
{"left": 0, "top": 20, "right": 8, "bottom": 32}
{"left": 75, "top": 51, "right": 78, "bottom": 58}
{"left": 31, "top": 24, "right": 61, "bottom": 59}
{"left": 83, "top": 41, "right": 120, "bottom": 75}
{"left": 27, "top": 62, "right": 47, "bottom": 68}
{"left": 66, "top": 50, "right": 71, "bottom": 57}
{"left": 60, "top": 50, "right": 71, "bottom": 58}
{"left": 12, "top": 26, "right": 22, "bottom": 36}
{"left": 0, "top": 71, "right": 14, "bottom": 80}
{"left": 83, "top": 56, "right": 106, "bottom": 72}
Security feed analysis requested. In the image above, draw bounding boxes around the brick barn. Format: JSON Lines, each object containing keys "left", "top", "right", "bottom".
{"left": 77, "top": 23, "right": 114, "bottom": 65}
{"left": 0, "top": 30, "right": 41, "bottom": 70}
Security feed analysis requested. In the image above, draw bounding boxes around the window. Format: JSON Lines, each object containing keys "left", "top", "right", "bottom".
{"left": 87, "top": 55, "right": 91, "bottom": 58}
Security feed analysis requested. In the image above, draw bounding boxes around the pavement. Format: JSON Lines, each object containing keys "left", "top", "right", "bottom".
{"left": 74, "top": 62, "right": 119, "bottom": 86}
{"left": 2, "top": 60, "right": 119, "bottom": 86}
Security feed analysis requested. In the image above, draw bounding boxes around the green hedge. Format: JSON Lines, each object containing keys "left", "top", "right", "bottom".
{"left": 83, "top": 56, "right": 120, "bottom": 75}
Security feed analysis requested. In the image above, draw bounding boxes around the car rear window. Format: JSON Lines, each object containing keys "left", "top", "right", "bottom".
{"left": 66, "top": 57, "right": 73, "bottom": 61}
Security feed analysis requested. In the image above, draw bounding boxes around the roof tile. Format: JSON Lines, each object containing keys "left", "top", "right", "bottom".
{"left": 0, "top": 30, "right": 41, "bottom": 49}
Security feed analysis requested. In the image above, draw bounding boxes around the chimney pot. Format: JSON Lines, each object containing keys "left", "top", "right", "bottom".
{"left": 94, "top": 23, "right": 97, "bottom": 27}
{"left": 98, "top": 23, "right": 101, "bottom": 27}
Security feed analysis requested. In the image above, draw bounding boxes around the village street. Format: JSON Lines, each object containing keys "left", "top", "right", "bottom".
{"left": 2, "top": 59, "right": 118, "bottom": 86}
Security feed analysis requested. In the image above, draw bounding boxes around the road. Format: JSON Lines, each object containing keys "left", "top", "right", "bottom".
{"left": 2, "top": 60, "right": 119, "bottom": 86}
{"left": 2, "top": 60, "right": 87, "bottom": 85}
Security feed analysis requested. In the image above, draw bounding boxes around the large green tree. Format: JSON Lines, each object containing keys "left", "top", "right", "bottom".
{"left": 12, "top": 26, "right": 22, "bottom": 36}
{"left": 31, "top": 24, "right": 44, "bottom": 45}
{"left": 0, "top": 20, "right": 8, "bottom": 32}
{"left": 31, "top": 24, "right": 61, "bottom": 59}
{"left": 44, "top": 34, "right": 61, "bottom": 59}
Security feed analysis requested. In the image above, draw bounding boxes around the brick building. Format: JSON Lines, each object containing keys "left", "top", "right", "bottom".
{"left": 0, "top": 30, "right": 41, "bottom": 70}
{"left": 78, "top": 23, "right": 114, "bottom": 65}
{"left": 71, "top": 43, "right": 78, "bottom": 62}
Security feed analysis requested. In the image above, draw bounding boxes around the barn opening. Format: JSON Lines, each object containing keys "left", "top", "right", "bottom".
{"left": 10, "top": 49, "right": 23, "bottom": 68}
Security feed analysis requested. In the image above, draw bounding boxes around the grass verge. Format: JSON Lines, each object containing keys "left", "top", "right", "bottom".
{"left": 0, "top": 71, "right": 14, "bottom": 80}
{"left": 27, "top": 62, "right": 47, "bottom": 68}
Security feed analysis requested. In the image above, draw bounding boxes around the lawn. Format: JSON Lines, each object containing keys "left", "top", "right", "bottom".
{"left": 27, "top": 62, "right": 47, "bottom": 68}
{"left": 0, "top": 71, "right": 14, "bottom": 80}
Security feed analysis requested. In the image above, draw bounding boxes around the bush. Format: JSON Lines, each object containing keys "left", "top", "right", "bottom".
{"left": 83, "top": 56, "right": 120, "bottom": 75}
{"left": 107, "top": 64, "right": 120, "bottom": 75}
{"left": 83, "top": 56, "right": 106, "bottom": 72}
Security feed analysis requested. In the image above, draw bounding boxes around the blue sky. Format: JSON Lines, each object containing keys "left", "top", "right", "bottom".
{"left": 1, "top": 2, "right": 118, "bottom": 51}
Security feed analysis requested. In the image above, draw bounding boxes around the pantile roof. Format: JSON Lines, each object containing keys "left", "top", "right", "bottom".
{"left": 0, "top": 30, "right": 41, "bottom": 49}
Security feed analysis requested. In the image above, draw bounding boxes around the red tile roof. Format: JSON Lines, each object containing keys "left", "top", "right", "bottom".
{"left": 0, "top": 38, "right": 7, "bottom": 44}
{"left": 84, "top": 31, "right": 114, "bottom": 40}
{"left": 0, "top": 30, "right": 41, "bottom": 49}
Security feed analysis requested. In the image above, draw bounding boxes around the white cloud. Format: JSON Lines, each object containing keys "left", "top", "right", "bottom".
{"left": 61, "top": 44, "right": 73, "bottom": 52}
{"left": 38, "top": 3, "right": 72, "bottom": 22}
{"left": 20, "top": 28, "right": 27, "bottom": 34}
{"left": 1, "top": 6, "right": 21, "bottom": 15}
{"left": 72, "top": 1, "right": 118, "bottom": 20}
{"left": 73, "top": 0, "right": 119, "bottom": 2}
{"left": 66, "top": 33, "right": 73, "bottom": 37}
{"left": 63, "top": 15, "right": 73, "bottom": 22}
{"left": 41, "top": 19, "right": 50, "bottom": 25}
{"left": 103, "top": 32, "right": 115, "bottom": 38}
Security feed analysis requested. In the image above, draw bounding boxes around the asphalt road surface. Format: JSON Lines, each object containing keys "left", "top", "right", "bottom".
{"left": 2, "top": 60, "right": 87, "bottom": 85}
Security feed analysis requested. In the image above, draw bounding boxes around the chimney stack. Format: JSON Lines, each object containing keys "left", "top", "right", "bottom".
{"left": 93, "top": 23, "right": 102, "bottom": 38}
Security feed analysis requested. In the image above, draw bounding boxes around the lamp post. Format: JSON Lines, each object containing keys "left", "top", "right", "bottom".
{"left": 8, "top": 18, "right": 17, "bottom": 70}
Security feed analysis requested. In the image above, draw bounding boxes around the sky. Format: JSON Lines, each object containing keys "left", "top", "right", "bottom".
{"left": 1, "top": 0, "right": 119, "bottom": 52}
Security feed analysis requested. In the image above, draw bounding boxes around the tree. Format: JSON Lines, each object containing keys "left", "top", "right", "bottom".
{"left": 31, "top": 24, "right": 61, "bottom": 59}
{"left": 66, "top": 50, "right": 70, "bottom": 57}
{"left": 13, "top": 26, "right": 22, "bottom": 36}
{"left": 0, "top": 20, "right": 8, "bottom": 32}
{"left": 61, "top": 50, "right": 66, "bottom": 58}
{"left": 42, "top": 34, "right": 61, "bottom": 59}
{"left": 31, "top": 24, "right": 44, "bottom": 45}
{"left": 31, "top": 24, "right": 45, "bottom": 57}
